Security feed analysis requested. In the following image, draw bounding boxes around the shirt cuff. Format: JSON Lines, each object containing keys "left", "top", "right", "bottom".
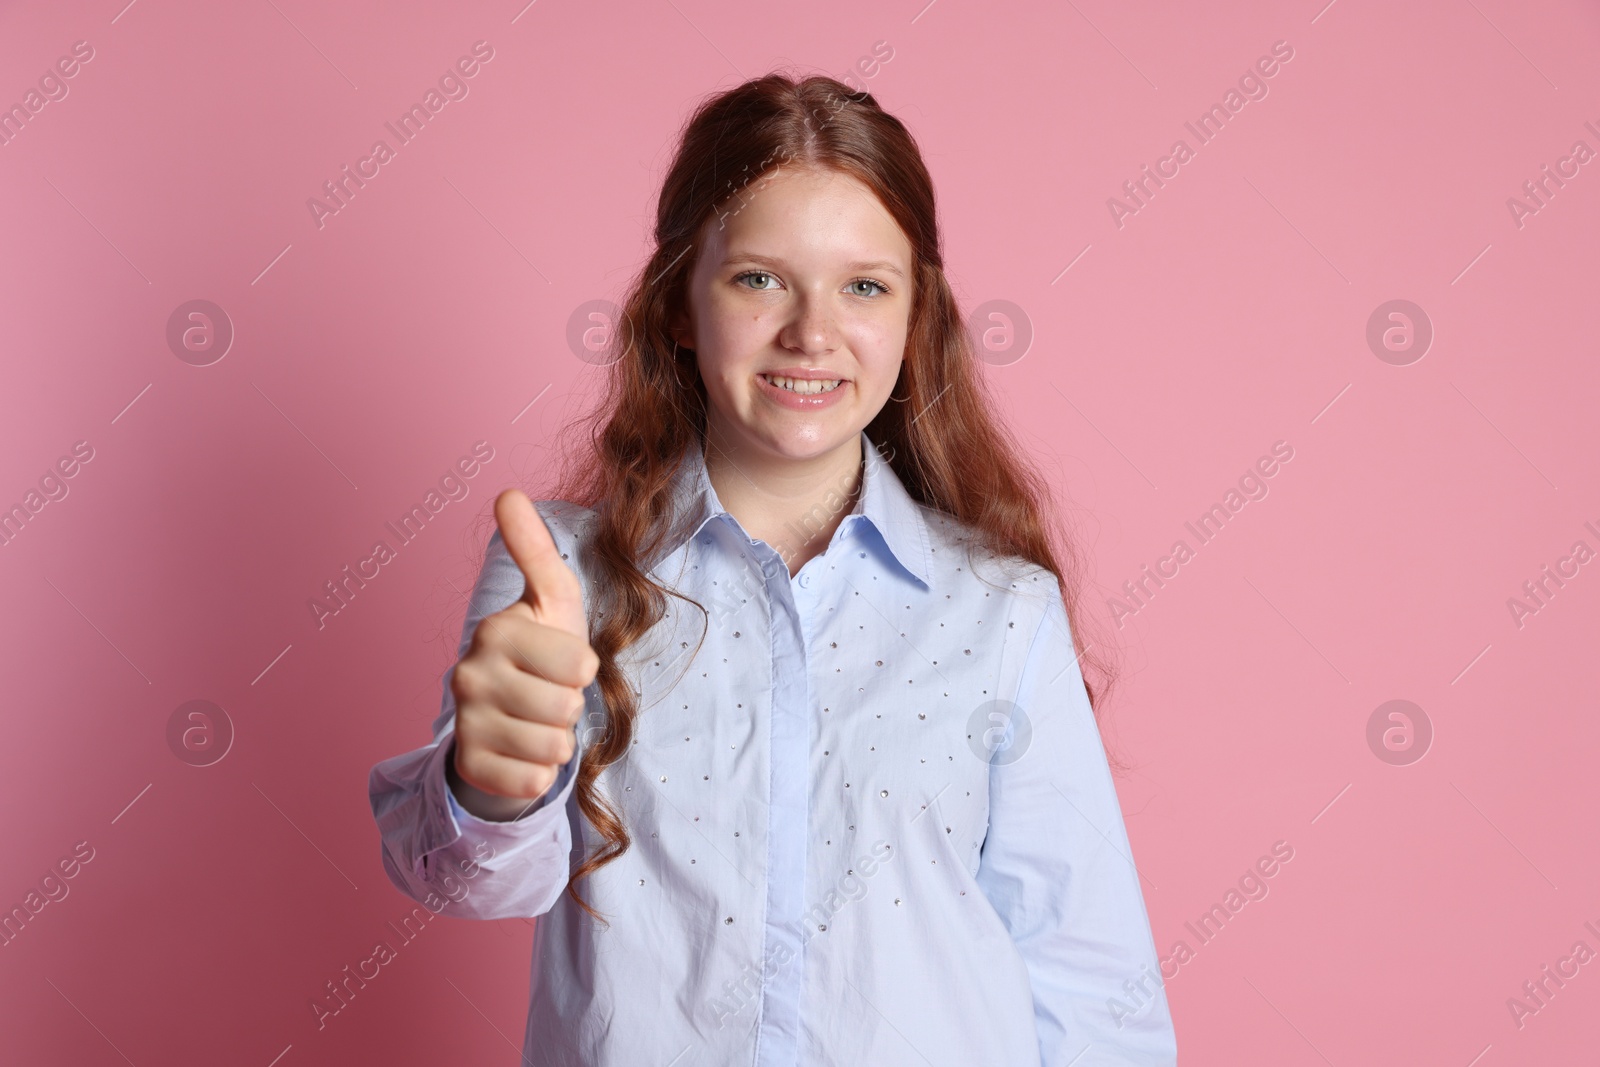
{"left": 422, "top": 730, "right": 582, "bottom": 871}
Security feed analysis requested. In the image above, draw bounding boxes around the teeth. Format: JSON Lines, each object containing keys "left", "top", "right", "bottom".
{"left": 763, "top": 374, "right": 843, "bottom": 395}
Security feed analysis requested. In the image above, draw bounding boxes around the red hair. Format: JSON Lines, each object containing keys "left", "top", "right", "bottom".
{"left": 528, "top": 72, "right": 1120, "bottom": 923}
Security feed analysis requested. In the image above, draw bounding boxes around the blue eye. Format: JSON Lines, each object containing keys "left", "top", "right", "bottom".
{"left": 848, "top": 278, "right": 890, "bottom": 297}
{"left": 734, "top": 271, "right": 779, "bottom": 290}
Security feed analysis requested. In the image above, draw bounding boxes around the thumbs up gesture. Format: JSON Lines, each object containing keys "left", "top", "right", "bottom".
{"left": 447, "top": 489, "right": 600, "bottom": 821}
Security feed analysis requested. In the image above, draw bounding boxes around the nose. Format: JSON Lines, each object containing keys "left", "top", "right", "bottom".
{"left": 777, "top": 293, "right": 839, "bottom": 357}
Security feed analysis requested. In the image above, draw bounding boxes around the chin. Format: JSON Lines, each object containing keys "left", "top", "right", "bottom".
{"left": 756, "top": 423, "right": 861, "bottom": 459}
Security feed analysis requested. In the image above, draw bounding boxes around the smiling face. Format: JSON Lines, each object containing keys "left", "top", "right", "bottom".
{"left": 673, "top": 164, "right": 915, "bottom": 466}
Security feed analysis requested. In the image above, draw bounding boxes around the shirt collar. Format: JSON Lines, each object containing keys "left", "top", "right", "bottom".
{"left": 657, "top": 428, "right": 934, "bottom": 588}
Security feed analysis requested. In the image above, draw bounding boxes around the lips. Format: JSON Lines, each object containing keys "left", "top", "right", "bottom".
{"left": 755, "top": 370, "right": 851, "bottom": 409}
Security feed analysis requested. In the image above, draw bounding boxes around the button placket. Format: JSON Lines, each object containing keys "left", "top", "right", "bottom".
{"left": 752, "top": 537, "right": 809, "bottom": 1065}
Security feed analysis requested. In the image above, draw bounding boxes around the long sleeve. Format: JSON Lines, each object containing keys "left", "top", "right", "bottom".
{"left": 367, "top": 525, "right": 589, "bottom": 921}
{"left": 973, "top": 588, "right": 1178, "bottom": 1065}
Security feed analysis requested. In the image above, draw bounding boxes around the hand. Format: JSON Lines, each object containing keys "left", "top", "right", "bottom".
{"left": 448, "top": 489, "right": 598, "bottom": 818}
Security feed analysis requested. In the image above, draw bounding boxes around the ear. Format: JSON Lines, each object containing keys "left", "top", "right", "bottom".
{"left": 669, "top": 311, "right": 695, "bottom": 353}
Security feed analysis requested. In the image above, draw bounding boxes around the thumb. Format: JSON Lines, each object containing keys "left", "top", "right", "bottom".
{"left": 493, "top": 488, "right": 587, "bottom": 640}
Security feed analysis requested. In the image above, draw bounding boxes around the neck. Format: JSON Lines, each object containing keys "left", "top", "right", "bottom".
{"left": 702, "top": 428, "right": 864, "bottom": 577}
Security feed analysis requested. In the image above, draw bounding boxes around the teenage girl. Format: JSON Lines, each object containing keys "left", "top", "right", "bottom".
{"left": 370, "top": 72, "right": 1177, "bottom": 1066}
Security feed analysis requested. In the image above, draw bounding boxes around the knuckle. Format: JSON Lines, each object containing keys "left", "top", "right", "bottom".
{"left": 453, "top": 743, "right": 484, "bottom": 784}
{"left": 482, "top": 624, "right": 516, "bottom": 657}
{"left": 530, "top": 724, "right": 569, "bottom": 768}
{"left": 451, "top": 660, "right": 480, "bottom": 696}
{"left": 523, "top": 763, "right": 555, "bottom": 798}
{"left": 452, "top": 660, "right": 496, "bottom": 703}
{"left": 478, "top": 608, "right": 527, "bottom": 650}
{"left": 467, "top": 621, "right": 499, "bottom": 656}
{"left": 556, "top": 643, "right": 592, "bottom": 685}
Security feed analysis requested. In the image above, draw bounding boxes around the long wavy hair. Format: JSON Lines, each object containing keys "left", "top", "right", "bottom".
{"left": 532, "top": 71, "right": 1120, "bottom": 924}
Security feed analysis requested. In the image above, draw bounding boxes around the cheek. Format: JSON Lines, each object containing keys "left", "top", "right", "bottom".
{"left": 847, "top": 319, "right": 906, "bottom": 375}
{"left": 700, "top": 293, "right": 771, "bottom": 352}
{"left": 695, "top": 347, "right": 751, "bottom": 405}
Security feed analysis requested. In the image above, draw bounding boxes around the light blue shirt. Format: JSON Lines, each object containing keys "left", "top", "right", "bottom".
{"left": 369, "top": 429, "right": 1177, "bottom": 1065}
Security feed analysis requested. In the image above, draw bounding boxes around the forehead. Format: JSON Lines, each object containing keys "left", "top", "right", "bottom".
{"left": 698, "top": 164, "right": 913, "bottom": 271}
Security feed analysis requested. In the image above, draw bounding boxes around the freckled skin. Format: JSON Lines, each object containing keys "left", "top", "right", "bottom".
{"left": 671, "top": 165, "right": 915, "bottom": 571}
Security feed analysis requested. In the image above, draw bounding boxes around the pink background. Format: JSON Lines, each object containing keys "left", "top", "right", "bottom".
{"left": 3, "top": 0, "right": 1598, "bottom": 1063}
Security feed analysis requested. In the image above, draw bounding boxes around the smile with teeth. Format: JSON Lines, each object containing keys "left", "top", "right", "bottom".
{"left": 760, "top": 373, "right": 844, "bottom": 395}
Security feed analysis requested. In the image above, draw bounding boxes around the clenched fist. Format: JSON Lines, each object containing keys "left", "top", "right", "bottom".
{"left": 446, "top": 489, "right": 599, "bottom": 822}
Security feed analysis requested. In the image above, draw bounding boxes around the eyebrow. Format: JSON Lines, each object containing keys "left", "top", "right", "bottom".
{"left": 723, "top": 252, "right": 906, "bottom": 280}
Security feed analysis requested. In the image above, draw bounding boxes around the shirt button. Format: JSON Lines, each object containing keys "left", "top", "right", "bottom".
{"left": 799, "top": 573, "right": 811, "bottom": 588}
